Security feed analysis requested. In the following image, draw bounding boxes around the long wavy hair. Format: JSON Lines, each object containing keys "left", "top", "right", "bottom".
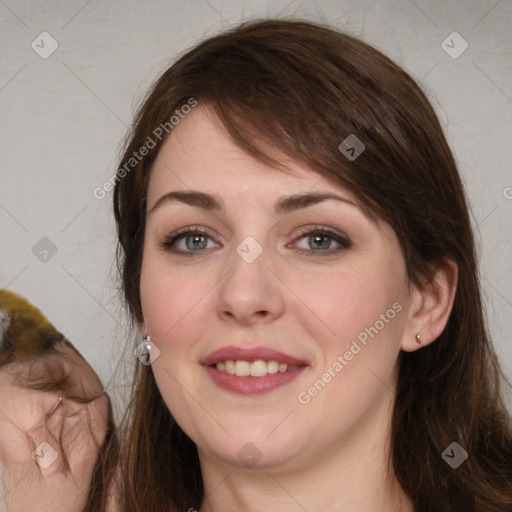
{"left": 105, "top": 19, "right": 512, "bottom": 511}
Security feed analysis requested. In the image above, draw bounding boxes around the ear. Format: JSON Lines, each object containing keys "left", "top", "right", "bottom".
{"left": 401, "top": 259, "right": 458, "bottom": 352}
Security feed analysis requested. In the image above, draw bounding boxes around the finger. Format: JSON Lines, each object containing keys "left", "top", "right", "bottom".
{"left": 25, "top": 395, "right": 68, "bottom": 476}
{"left": 60, "top": 393, "right": 110, "bottom": 482}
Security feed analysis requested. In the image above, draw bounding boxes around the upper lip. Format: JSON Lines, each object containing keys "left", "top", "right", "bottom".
{"left": 202, "top": 346, "right": 308, "bottom": 366}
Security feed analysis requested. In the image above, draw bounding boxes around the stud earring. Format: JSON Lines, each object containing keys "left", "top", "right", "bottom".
{"left": 415, "top": 334, "right": 422, "bottom": 345}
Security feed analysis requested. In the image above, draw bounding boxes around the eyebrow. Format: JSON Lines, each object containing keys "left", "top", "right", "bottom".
{"left": 147, "top": 190, "right": 358, "bottom": 216}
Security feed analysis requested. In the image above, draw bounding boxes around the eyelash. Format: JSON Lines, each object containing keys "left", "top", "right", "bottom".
{"left": 159, "top": 225, "right": 352, "bottom": 257}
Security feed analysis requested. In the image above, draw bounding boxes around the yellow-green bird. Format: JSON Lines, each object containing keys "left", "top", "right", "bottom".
{"left": 0, "top": 288, "right": 111, "bottom": 413}
{"left": 0, "top": 289, "right": 66, "bottom": 367}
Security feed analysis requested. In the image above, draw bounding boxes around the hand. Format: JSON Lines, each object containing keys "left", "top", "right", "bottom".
{"left": 0, "top": 343, "right": 109, "bottom": 512}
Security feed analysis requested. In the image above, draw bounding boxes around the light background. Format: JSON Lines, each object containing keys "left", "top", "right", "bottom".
{"left": 0, "top": 0, "right": 511, "bottom": 418}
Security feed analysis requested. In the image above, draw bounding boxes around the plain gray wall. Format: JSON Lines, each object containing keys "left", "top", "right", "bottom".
{"left": 1, "top": 0, "right": 511, "bottom": 417}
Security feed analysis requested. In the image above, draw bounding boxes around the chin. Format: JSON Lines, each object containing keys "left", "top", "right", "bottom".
{"left": 194, "top": 424, "right": 306, "bottom": 472}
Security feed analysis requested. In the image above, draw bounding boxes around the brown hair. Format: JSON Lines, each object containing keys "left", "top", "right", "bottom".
{"left": 109, "top": 18, "right": 512, "bottom": 511}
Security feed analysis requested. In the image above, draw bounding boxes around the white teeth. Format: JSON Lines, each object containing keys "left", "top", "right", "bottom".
{"left": 250, "top": 360, "right": 267, "bottom": 377}
{"left": 266, "top": 360, "right": 279, "bottom": 374}
{"left": 235, "top": 360, "right": 250, "bottom": 376}
{"left": 214, "top": 359, "right": 299, "bottom": 377}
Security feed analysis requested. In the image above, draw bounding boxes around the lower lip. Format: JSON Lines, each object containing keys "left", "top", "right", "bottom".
{"left": 203, "top": 365, "right": 307, "bottom": 395}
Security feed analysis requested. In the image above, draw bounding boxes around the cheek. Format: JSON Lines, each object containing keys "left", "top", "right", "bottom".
{"left": 139, "top": 261, "right": 206, "bottom": 429}
{"left": 292, "top": 265, "right": 407, "bottom": 435}
{"left": 139, "top": 256, "right": 212, "bottom": 351}
{"left": 292, "top": 263, "right": 406, "bottom": 348}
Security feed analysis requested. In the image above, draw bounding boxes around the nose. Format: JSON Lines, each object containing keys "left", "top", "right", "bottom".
{"left": 216, "top": 244, "right": 285, "bottom": 326}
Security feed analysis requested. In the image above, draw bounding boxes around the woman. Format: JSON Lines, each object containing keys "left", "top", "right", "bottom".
{"left": 106, "top": 19, "right": 512, "bottom": 511}
{"left": 0, "top": 290, "right": 115, "bottom": 511}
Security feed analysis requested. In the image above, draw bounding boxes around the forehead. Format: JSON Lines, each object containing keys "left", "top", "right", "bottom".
{"left": 147, "top": 106, "right": 354, "bottom": 203}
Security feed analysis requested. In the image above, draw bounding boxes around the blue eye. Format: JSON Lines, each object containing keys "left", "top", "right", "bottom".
{"left": 293, "top": 227, "right": 352, "bottom": 254}
{"left": 160, "top": 227, "right": 218, "bottom": 256}
{"left": 160, "top": 225, "right": 352, "bottom": 256}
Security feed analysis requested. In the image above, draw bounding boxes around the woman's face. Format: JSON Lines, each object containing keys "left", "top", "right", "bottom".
{"left": 140, "top": 106, "right": 416, "bottom": 472}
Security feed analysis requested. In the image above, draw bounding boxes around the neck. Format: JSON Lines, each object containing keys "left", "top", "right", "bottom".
{"left": 198, "top": 387, "right": 413, "bottom": 512}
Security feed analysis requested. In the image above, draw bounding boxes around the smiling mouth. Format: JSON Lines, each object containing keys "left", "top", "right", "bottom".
{"left": 201, "top": 346, "right": 308, "bottom": 394}
{"left": 204, "top": 363, "right": 307, "bottom": 395}
{"left": 212, "top": 359, "right": 300, "bottom": 377}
